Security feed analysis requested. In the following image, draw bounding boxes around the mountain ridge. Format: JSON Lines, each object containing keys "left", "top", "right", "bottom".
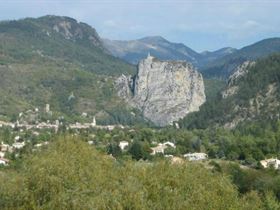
{"left": 102, "top": 36, "right": 237, "bottom": 67}
{"left": 179, "top": 54, "right": 280, "bottom": 129}
{"left": 201, "top": 37, "right": 280, "bottom": 78}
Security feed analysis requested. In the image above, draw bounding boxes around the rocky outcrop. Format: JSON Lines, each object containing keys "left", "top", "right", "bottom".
{"left": 222, "top": 61, "right": 255, "bottom": 98}
{"left": 38, "top": 15, "right": 108, "bottom": 52}
{"left": 116, "top": 54, "right": 206, "bottom": 126}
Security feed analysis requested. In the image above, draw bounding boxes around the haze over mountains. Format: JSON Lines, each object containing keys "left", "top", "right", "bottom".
{"left": 102, "top": 36, "right": 237, "bottom": 68}
{"left": 103, "top": 36, "right": 280, "bottom": 79}
{"left": 201, "top": 38, "right": 280, "bottom": 78}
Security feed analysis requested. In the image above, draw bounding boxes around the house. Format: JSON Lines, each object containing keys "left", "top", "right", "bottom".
{"left": 183, "top": 153, "right": 208, "bottom": 161}
{"left": 163, "top": 141, "right": 176, "bottom": 148}
{"left": 119, "top": 141, "right": 129, "bottom": 150}
{"left": 32, "top": 131, "right": 40, "bottom": 136}
{"left": 14, "top": 135, "right": 21, "bottom": 141}
{"left": 88, "top": 140, "right": 94, "bottom": 145}
{"left": 0, "top": 157, "right": 9, "bottom": 165}
{"left": 0, "top": 151, "right": 5, "bottom": 158}
{"left": 260, "top": 158, "right": 280, "bottom": 169}
{"left": 151, "top": 144, "right": 167, "bottom": 155}
{"left": 164, "top": 154, "right": 174, "bottom": 158}
{"left": 12, "top": 142, "right": 25, "bottom": 149}
{"left": 34, "top": 142, "right": 49, "bottom": 148}
{"left": 0, "top": 142, "right": 10, "bottom": 152}
{"left": 45, "top": 104, "right": 50, "bottom": 113}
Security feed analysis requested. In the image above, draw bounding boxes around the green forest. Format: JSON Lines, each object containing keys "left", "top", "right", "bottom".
{"left": 180, "top": 54, "right": 280, "bottom": 129}
{"left": 0, "top": 119, "right": 280, "bottom": 209}
{"left": 0, "top": 136, "right": 279, "bottom": 210}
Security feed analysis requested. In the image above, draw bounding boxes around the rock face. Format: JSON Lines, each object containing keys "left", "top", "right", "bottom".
{"left": 38, "top": 15, "right": 108, "bottom": 53}
{"left": 222, "top": 61, "right": 255, "bottom": 98}
{"left": 116, "top": 55, "right": 206, "bottom": 126}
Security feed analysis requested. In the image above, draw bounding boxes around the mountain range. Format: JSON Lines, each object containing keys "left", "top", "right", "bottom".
{"left": 102, "top": 36, "right": 237, "bottom": 68}
{"left": 201, "top": 38, "right": 280, "bottom": 78}
{"left": 103, "top": 36, "right": 280, "bottom": 79}
{"left": 1, "top": 15, "right": 280, "bottom": 128}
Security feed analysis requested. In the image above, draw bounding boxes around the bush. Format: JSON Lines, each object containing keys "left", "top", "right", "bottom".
{"left": 0, "top": 136, "right": 266, "bottom": 209}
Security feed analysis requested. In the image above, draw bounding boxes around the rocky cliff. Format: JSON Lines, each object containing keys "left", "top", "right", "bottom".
{"left": 37, "top": 15, "right": 108, "bottom": 52}
{"left": 222, "top": 61, "right": 255, "bottom": 98}
{"left": 116, "top": 54, "right": 206, "bottom": 126}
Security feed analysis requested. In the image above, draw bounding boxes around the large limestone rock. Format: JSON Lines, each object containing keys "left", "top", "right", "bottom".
{"left": 116, "top": 54, "right": 206, "bottom": 126}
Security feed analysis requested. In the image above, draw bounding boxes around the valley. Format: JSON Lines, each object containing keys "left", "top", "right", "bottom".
{"left": 0, "top": 13, "right": 280, "bottom": 209}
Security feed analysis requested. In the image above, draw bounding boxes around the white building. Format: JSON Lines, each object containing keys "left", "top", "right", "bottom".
{"left": 163, "top": 141, "right": 176, "bottom": 148}
{"left": 92, "top": 117, "right": 96, "bottom": 127}
{"left": 81, "top": 112, "right": 88, "bottom": 117}
{"left": 34, "top": 142, "right": 49, "bottom": 148}
{"left": 119, "top": 141, "right": 129, "bottom": 150}
{"left": 12, "top": 142, "right": 25, "bottom": 149}
{"left": 151, "top": 144, "right": 167, "bottom": 155}
{"left": 260, "top": 158, "right": 280, "bottom": 169}
{"left": 45, "top": 104, "right": 50, "bottom": 113}
{"left": 14, "top": 135, "right": 21, "bottom": 141}
{"left": 0, "top": 157, "right": 9, "bottom": 165}
{"left": 183, "top": 153, "right": 208, "bottom": 161}
{"left": 88, "top": 140, "right": 94, "bottom": 145}
{"left": 0, "top": 142, "right": 11, "bottom": 152}
{"left": 0, "top": 151, "right": 5, "bottom": 158}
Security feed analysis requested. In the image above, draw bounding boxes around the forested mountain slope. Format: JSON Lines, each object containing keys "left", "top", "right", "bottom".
{"left": 179, "top": 54, "right": 280, "bottom": 129}
{"left": 0, "top": 15, "right": 146, "bottom": 124}
{"left": 202, "top": 38, "right": 280, "bottom": 78}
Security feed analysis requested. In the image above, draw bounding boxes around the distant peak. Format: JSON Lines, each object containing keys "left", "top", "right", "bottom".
{"left": 140, "top": 36, "right": 168, "bottom": 42}
{"left": 38, "top": 15, "right": 77, "bottom": 23}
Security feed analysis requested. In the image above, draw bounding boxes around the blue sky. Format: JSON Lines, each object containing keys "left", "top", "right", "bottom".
{"left": 0, "top": 0, "right": 279, "bottom": 52}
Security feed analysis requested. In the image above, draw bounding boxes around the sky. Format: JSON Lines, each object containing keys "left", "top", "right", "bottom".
{"left": 0, "top": 0, "right": 279, "bottom": 52}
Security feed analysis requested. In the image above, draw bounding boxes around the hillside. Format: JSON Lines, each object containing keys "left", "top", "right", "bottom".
{"left": 0, "top": 15, "right": 135, "bottom": 75}
{"left": 0, "top": 15, "right": 147, "bottom": 124}
{"left": 202, "top": 38, "right": 280, "bottom": 78}
{"left": 179, "top": 54, "right": 280, "bottom": 129}
{"left": 103, "top": 36, "right": 236, "bottom": 67}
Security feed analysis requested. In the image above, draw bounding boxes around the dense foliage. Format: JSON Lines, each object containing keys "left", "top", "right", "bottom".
{"left": 0, "top": 136, "right": 274, "bottom": 210}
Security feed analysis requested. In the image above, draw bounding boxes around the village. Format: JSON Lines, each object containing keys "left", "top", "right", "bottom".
{"left": 0, "top": 104, "right": 210, "bottom": 166}
{"left": 0, "top": 104, "right": 279, "bottom": 170}
{"left": 0, "top": 104, "right": 125, "bottom": 131}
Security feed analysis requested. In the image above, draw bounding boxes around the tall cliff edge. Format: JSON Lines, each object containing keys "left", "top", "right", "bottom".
{"left": 116, "top": 55, "right": 206, "bottom": 126}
